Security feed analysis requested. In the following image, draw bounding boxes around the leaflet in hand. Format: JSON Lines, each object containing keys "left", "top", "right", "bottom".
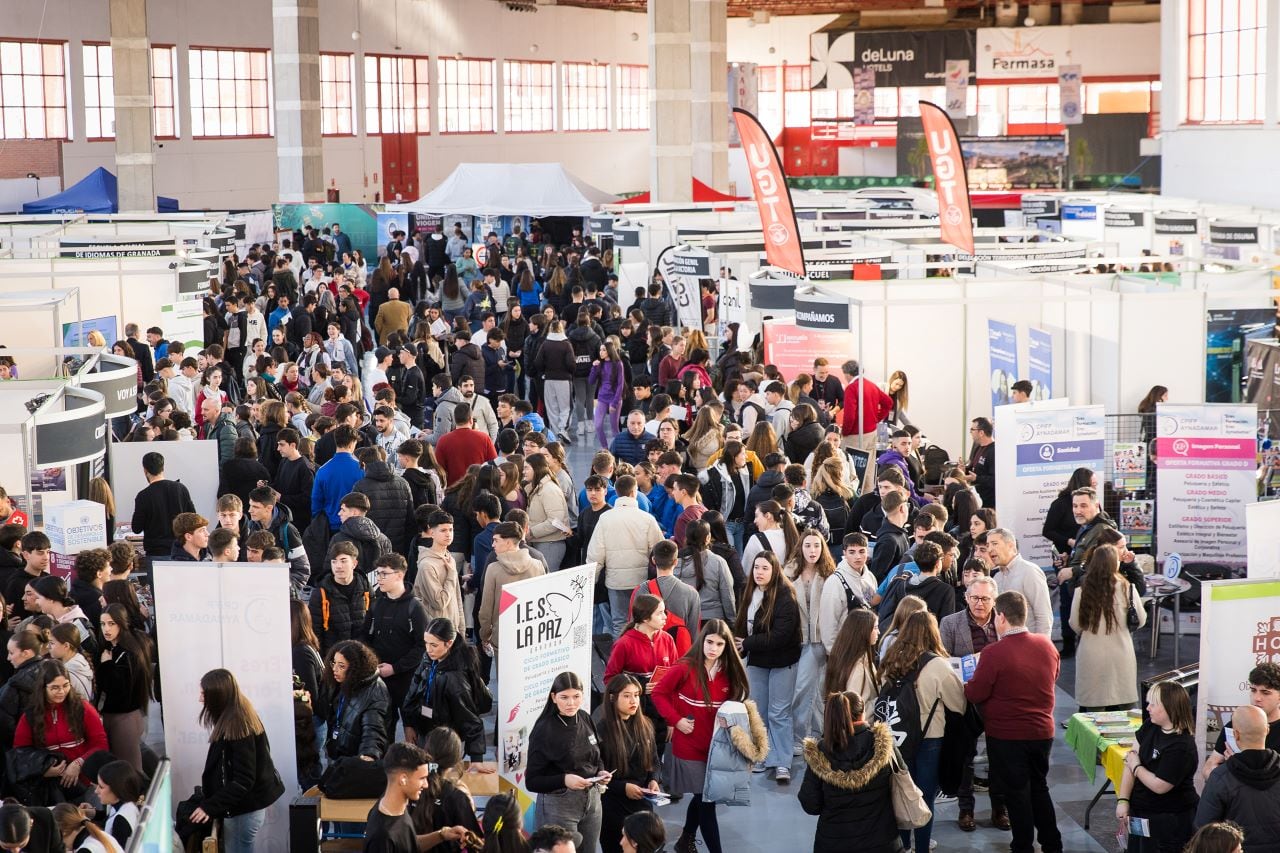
{"left": 949, "top": 654, "right": 979, "bottom": 683}
{"left": 643, "top": 791, "right": 672, "bottom": 808}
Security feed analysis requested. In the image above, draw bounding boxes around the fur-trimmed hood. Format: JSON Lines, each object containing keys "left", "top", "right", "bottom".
{"left": 802, "top": 723, "right": 893, "bottom": 791}
{"left": 721, "top": 699, "right": 769, "bottom": 764}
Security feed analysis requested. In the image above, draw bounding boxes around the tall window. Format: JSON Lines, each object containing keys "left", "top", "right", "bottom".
{"left": 364, "top": 55, "right": 429, "bottom": 135}
{"left": 320, "top": 53, "right": 355, "bottom": 135}
{"left": 757, "top": 66, "right": 782, "bottom": 138}
{"left": 504, "top": 60, "right": 555, "bottom": 133}
{"left": 82, "top": 43, "right": 177, "bottom": 139}
{"left": 782, "top": 65, "right": 811, "bottom": 128}
{"left": 1187, "top": 0, "right": 1265, "bottom": 123}
{"left": 616, "top": 64, "right": 649, "bottom": 130}
{"left": 561, "top": 62, "right": 609, "bottom": 131}
{"left": 0, "top": 41, "right": 69, "bottom": 139}
{"left": 188, "top": 47, "right": 272, "bottom": 137}
{"left": 437, "top": 57, "right": 495, "bottom": 133}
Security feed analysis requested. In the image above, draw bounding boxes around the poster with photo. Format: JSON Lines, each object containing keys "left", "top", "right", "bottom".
{"left": 62, "top": 316, "right": 118, "bottom": 349}
{"left": 987, "top": 320, "right": 1019, "bottom": 409}
{"left": 1113, "top": 442, "right": 1148, "bottom": 491}
{"left": 1119, "top": 499, "right": 1154, "bottom": 548}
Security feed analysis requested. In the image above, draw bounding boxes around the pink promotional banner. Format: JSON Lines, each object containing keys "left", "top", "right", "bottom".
{"left": 1156, "top": 403, "right": 1257, "bottom": 570}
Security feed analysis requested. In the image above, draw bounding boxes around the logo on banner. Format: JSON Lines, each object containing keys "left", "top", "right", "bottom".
{"left": 733, "top": 108, "right": 807, "bottom": 276}
{"left": 1254, "top": 616, "right": 1280, "bottom": 664}
{"left": 1165, "top": 552, "right": 1183, "bottom": 580}
{"left": 919, "top": 101, "right": 975, "bottom": 256}
{"left": 511, "top": 574, "right": 589, "bottom": 650}
{"left": 1039, "top": 444, "right": 1055, "bottom": 462}
{"left": 1172, "top": 438, "right": 1190, "bottom": 456}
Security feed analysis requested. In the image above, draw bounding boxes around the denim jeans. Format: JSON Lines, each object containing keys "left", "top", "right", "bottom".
{"left": 538, "top": 539, "right": 567, "bottom": 572}
{"left": 791, "top": 643, "right": 827, "bottom": 745}
{"left": 534, "top": 786, "right": 603, "bottom": 853}
{"left": 725, "top": 520, "right": 745, "bottom": 555}
{"left": 900, "top": 737, "right": 942, "bottom": 853}
{"left": 746, "top": 663, "right": 797, "bottom": 769}
{"left": 223, "top": 809, "right": 267, "bottom": 853}
{"left": 608, "top": 587, "right": 634, "bottom": 638}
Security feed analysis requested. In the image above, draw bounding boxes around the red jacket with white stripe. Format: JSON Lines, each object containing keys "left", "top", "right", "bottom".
{"left": 652, "top": 660, "right": 734, "bottom": 761}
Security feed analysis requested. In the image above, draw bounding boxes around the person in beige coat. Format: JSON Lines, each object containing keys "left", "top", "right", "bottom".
{"left": 524, "top": 454, "right": 570, "bottom": 571}
{"left": 374, "top": 288, "right": 413, "bottom": 345}
{"left": 585, "top": 476, "right": 664, "bottom": 637}
{"left": 478, "top": 523, "right": 546, "bottom": 649}
{"left": 412, "top": 509, "right": 466, "bottom": 629}
{"left": 1068, "top": 544, "right": 1145, "bottom": 710}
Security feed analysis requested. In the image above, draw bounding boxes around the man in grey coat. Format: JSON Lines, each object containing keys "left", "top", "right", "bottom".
{"left": 986, "top": 528, "right": 1054, "bottom": 637}
{"left": 426, "top": 375, "right": 464, "bottom": 445}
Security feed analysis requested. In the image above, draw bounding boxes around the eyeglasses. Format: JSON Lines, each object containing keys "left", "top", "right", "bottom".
{"left": 967, "top": 595, "right": 993, "bottom": 603}
{"left": 374, "top": 570, "right": 399, "bottom": 579}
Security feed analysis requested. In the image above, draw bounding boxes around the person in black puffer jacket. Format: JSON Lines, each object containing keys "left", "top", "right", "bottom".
{"left": 784, "top": 412, "right": 825, "bottom": 467}
{"left": 322, "top": 640, "right": 390, "bottom": 762}
{"left": 245, "top": 487, "right": 310, "bottom": 592}
{"left": 798, "top": 692, "right": 899, "bottom": 853}
{"left": 308, "top": 543, "right": 371, "bottom": 654}
{"left": 351, "top": 449, "right": 417, "bottom": 555}
{"left": 0, "top": 640, "right": 42, "bottom": 749}
{"left": 328, "top": 495, "right": 394, "bottom": 579}
{"left": 400, "top": 618, "right": 487, "bottom": 762}
{"left": 449, "top": 342, "right": 485, "bottom": 391}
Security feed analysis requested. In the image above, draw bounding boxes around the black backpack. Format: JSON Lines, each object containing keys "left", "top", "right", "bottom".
{"left": 873, "top": 652, "right": 941, "bottom": 763}
{"left": 922, "top": 445, "right": 951, "bottom": 486}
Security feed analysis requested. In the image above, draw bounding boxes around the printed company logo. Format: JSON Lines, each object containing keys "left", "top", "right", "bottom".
{"left": 94, "top": 423, "right": 106, "bottom": 441}
{"left": 1172, "top": 438, "right": 1190, "bottom": 456}
{"left": 861, "top": 47, "right": 914, "bottom": 64}
{"left": 115, "top": 387, "right": 135, "bottom": 402}
{"left": 944, "top": 205, "right": 963, "bottom": 226}
{"left": 1038, "top": 444, "right": 1055, "bottom": 461}
{"left": 512, "top": 572, "right": 589, "bottom": 650}
{"left": 767, "top": 222, "right": 791, "bottom": 246}
{"left": 1254, "top": 616, "right": 1280, "bottom": 664}
{"left": 1019, "top": 423, "right": 1035, "bottom": 442}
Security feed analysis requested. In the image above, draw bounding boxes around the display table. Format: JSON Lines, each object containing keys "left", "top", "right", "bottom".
{"left": 1065, "top": 711, "right": 1141, "bottom": 829}
{"left": 1141, "top": 575, "right": 1192, "bottom": 666}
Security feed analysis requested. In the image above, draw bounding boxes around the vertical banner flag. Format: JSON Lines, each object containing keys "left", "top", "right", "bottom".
{"left": 1027, "top": 327, "right": 1053, "bottom": 400}
{"left": 1156, "top": 403, "right": 1256, "bottom": 571}
{"left": 718, "top": 275, "right": 749, "bottom": 342}
{"left": 945, "top": 60, "right": 969, "bottom": 119}
{"left": 987, "top": 320, "right": 1020, "bottom": 409}
{"left": 994, "top": 401, "right": 1106, "bottom": 569}
{"left": 1058, "top": 64, "right": 1083, "bottom": 126}
{"left": 733, "top": 108, "right": 807, "bottom": 276}
{"left": 853, "top": 67, "right": 877, "bottom": 126}
{"left": 498, "top": 564, "right": 595, "bottom": 824}
{"left": 919, "top": 101, "right": 976, "bottom": 256}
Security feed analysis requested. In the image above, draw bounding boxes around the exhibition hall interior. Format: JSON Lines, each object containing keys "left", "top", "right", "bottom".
{"left": 2, "top": 0, "right": 1280, "bottom": 851}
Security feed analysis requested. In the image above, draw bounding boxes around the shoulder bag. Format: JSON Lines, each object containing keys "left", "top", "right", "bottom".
{"left": 1126, "top": 582, "right": 1142, "bottom": 631}
{"left": 889, "top": 744, "right": 932, "bottom": 830}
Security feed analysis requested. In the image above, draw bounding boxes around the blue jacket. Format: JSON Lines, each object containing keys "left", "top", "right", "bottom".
{"left": 610, "top": 429, "right": 655, "bottom": 466}
{"left": 518, "top": 281, "right": 544, "bottom": 312}
{"left": 471, "top": 522, "right": 499, "bottom": 582}
{"left": 519, "top": 412, "right": 552, "bottom": 440}
{"left": 646, "top": 486, "right": 680, "bottom": 537}
{"left": 577, "top": 485, "right": 651, "bottom": 514}
{"left": 312, "top": 452, "right": 364, "bottom": 530}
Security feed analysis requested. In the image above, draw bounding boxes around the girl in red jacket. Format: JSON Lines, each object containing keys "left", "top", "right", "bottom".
{"left": 605, "top": 594, "right": 679, "bottom": 750}
{"left": 14, "top": 660, "right": 109, "bottom": 792}
{"left": 652, "top": 618, "right": 749, "bottom": 853}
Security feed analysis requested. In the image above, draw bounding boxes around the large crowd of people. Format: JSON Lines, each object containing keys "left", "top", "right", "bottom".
{"left": 0, "top": 223, "right": 1256, "bottom": 853}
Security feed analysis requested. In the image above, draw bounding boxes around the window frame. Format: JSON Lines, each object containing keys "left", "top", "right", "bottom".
{"left": 1185, "top": 0, "right": 1266, "bottom": 124}
{"left": 319, "top": 52, "right": 356, "bottom": 137}
{"left": 0, "top": 38, "right": 72, "bottom": 141}
{"left": 436, "top": 56, "right": 496, "bottom": 135}
{"left": 187, "top": 45, "right": 274, "bottom": 139}
{"left": 615, "top": 63, "right": 649, "bottom": 131}
{"left": 502, "top": 59, "right": 556, "bottom": 134}
{"left": 81, "top": 42, "right": 114, "bottom": 141}
{"left": 80, "top": 42, "right": 179, "bottom": 141}
{"left": 363, "top": 53, "right": 431, "bottom": 136}
{"left": 560, "top": 60, "right": 610, "bottom": 133}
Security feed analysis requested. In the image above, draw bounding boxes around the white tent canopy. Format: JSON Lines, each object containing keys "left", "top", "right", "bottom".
{"left": 399, "top": 163, "right": 618, "bottom": 217}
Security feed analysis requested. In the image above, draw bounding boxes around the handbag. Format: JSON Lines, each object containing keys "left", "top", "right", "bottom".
{"left": 889, "top": 745, "right": 932, "bottom": 830}
{"left": 1126, "top": 582, "right": 1142, "bottom": 631}
{"left": 319, "top": 756, "right": 386, "bottom": 799}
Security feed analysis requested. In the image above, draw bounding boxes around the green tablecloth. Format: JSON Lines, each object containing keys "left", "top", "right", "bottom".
{"left": 1064, "top": 712, "right": 1141, "bottom": 784}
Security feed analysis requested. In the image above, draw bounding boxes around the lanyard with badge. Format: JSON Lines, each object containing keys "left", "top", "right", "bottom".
{"left": 420, "top": 660, "right": 439, "bottom": 720}
{"left": 332, "top": 694, "right": 346, "bottom": 740}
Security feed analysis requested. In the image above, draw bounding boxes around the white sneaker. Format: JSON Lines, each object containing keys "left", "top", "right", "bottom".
{"left": 793, "top": 743, "right": 804, "bottom": 756}
{"left": 751, "top": 762, "right": 766, "bottom": 773}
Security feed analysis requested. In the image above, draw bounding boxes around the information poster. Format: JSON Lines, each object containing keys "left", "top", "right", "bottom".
{"left": 1119, "top": 499, "right": 1154, "bottom": 548}
{"left": 1027, "top": 327, "right": 1053, "bottom": 400}
{"left": 498, "top": 563, "right": 595, "bottom": 825}
{"left": 1206, "top": 309, "right": 1274, "bottom": 404}
{"left": 61, "top": 316, "right": 118, "bottom": 348}
{"left": 988, "top": 320, "right": 1019, "bottom": 409}
{"left": 1113, "top": 442, "right": 1148, "bottom": 491}
{"left": 1156, "top": 403, "right": 1256, "bottom": 570}
{"left": 762, "top": 321, "right": 858, "bottom": 386}
{"left": 1245, "top": 500, "right": 1280, "bottom": 578}
{"left": 160, "top": 300, "right": 205, "bottom": 351}
{"left": 994, "top": 400, "right": 1106, "bottom": 569}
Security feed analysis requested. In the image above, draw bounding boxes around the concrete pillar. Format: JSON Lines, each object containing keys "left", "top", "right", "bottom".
{"left": 690, "top": 0, "right": 728, "bottom": 191}
{"left": 649, "top": 0, "right": 693, "bottom": 203}
{"left": 273, "top": 0, "right": 324, "bottom": 203}
{"left": 109, "top": 0, "right": 156, "bottom": 213}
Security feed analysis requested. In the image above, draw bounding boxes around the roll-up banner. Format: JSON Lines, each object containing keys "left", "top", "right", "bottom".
{"left": 58, "top": 237, "right": 177, "bottom": 259}
{"left": 944, "top": 60, "right": 969, "bottom": 119}
{"left": 794, "top": 289, "right": 851, "bottom": 332}
{"left": 718, "top": 276, "right": 749, "bottom": 340}
{"left": 919, "top": 101, "right": 975, "bottom": 257}
{"left": 733, "top": 108, "right": 807, "bottom": 277}
{"left": 1155, "top": 403, "right": 1256, "bottom": 570}
{"left": 994, "top": 401, "right": 1106, "bottom": 569}
{"left": 1027, "top": 327, "right": 1053, "bottom": 400}
{"left": 1058, "top": 64, "right": 1083, "bottom": 126}
{"left": 79, "top": 353, "right": 140, "bottom": 419}
{"left": 663, "top": 247, "right": 712, "bottom": 331}
{"left": 1209, "top": 223, "right": 1261, "bottom": 245}
{"left": 498, "top": 564, "right": 595, "bottom": 824}
{"left": 987, "top": 319, "right": 1019, "bottom": 409}
{"left": 33, "top": 387, "right": 107, "bottom": 468}
{"left": 749, "top": 277, "right": 796, "bottom": 311}
{"left": 613, "top": 226, "right": 641, "bottom": 248}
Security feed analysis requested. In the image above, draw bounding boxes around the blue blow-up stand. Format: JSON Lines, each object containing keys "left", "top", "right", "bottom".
{"left": 22, "top": 167, "right": 178, "bottom": 214}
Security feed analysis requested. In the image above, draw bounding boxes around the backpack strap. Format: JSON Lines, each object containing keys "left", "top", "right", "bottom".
{"left": 834, "top": 570, "right": 861, "bottom": 612}
{"left": 914, "top": 652, "right": 942, "bottom": 735}
{"left": 321, "top": 588, "right": 330, "bottom": 630}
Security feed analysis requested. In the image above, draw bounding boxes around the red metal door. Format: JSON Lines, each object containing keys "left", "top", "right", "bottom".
{"left": 380, "top": 133, "right": 419, "bottom": 202}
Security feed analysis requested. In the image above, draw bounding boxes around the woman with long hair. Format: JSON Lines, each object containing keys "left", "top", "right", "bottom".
{"left": 741, "top": 500, "right": 798, "bottom": 570}
{"left": 442, "top": 466, "right": 482, "bottom": 570}
{"left": 685, "top": 406, "right": 725, "bottom": 472}
{"left": 798, "top": 691, "right": 899, "bottom": 853}
{"left": 53, "top": 803, "right": 122, "bottom": 853}
{"left": 94, "top": 605, "right": 152, "bottom": 774}
{"left": 878, "top": 594, "right": 926, "bottom": 660}
{"left": 886, "top": 370, "right": 912, "bottom": 429}
{"left": 401, "top": 618, "right": 487, "bottom": 762}
{"left": 1070, "top": 544, "right": 1145, "bottom": 711}
{"left": 824, "top": 610, "right": 881, "bottom": 710}
{"left": 101, "top": 580, "right": 149, "bottom": 637}
{"left": 85, "top": 478, "right": 116, "bottom": 547}
{"left": 14, "top": 660, "right": 108, "bottom": 795}
{"left": 732, "top": 551, "right": 801, "bottom": 782}
{"left": 590, "top": 341, "right": 628, "bottom": 448}
{"left": 189, "top": 669, "right": 285, "bottom": 852}
{"left": 784, "top": 403, "right": 824, "bottom": 465}
{"left": 701, "top": 511, "right": 746, "bottom": 598}
{"left": 95, "top": 759, "right": 146, "bottom": 849}
{"left": 620, "top": 812, "right": 666, "bottom": 853}
{"left": 744, "top": 421, "right": 779, "bottom": 460}
{"left": 527, "top": 671, "right": 609, "bottom": 853}
{"left": 1117, "top": 681, "right": 1199, "bottom": 853}
{"left": 524, "top": 453, "right": 570, "bottom": 571}
{"left": 699, "top": 438, "right": 755, "bottom": 555}
{"left": 675, "top": 522, "right": 736, "bottom": 622}
{"left": 322, "top": 639, "right": 390, "bottom": 762}
{"left": 785, "top": 528, "right": 836, "bottom": 748}
{"left": 1138, "top": 385, "right": 1168, "bottom": 444}
{"left": 958, "top": 505, "right": 997, "bottom": 569}
{"left": 1184, "top": 823, "right": 1244, "bottom": 853}
{"left": 194, "top": 365, "right": 228, "bottom": 429}
{"left": 290, "top": 599, "right": 326, "bottom": 773}
{"left": 49, "top": 623, "right": 94, "bottom": 702}
{"left": 409, "top": 728, "right": 484, "bottom": 848}
{"left": 878, "top": 610, "right": 966, "bottom": 853}
{"left": 652, "top": 619, "right": 749, "bottom": 853}
{"left": 595, "top": 675, "right": 660, "bottom": 853}
{"left": 479, "top": 793, "right": 530, "bottom": 853}
{"left": 810, "top": 458, "right": 854, "bottom": 547}
{"left": 0, "top": 629, "right": 47, "bottom": 746}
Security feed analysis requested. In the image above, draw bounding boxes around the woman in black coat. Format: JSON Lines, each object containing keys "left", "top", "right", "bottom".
{"left": 594, "top": 675, "right": 659, "bottom": 853}
{"left": 784, "top": 405, "right": 825, "bottom": 465}
{"left": 798, "top": 692, "right": 899, "bottom": 853}
{"left": 322, "top": 639, "right": 390, "bottom": 762}
{"left": 218, "top": 437, "right": 272, "bottom": 509}
{"left": 1042, "top": 467, "right": 1096, "bottom": 557}
{"left": 401, "top": 618, "right": 487, "bottom": 762}
{"left": 190, "top": 669, "right": 285, "bottom": 853}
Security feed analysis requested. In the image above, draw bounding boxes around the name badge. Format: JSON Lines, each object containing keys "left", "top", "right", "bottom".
{"left": 421, "top": 706, "right": 434, "bottom": 719}
{"left": 588, "top": 734, "right": 597, "bottom": 745}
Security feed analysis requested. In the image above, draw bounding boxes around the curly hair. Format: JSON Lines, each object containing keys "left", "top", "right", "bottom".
{"left": 1078, "top": 544, "right": 1121, "bottom": 634}
{"left": 26, "top": 660, "right": 86, "bottom": 747}
{"left": 324, "top": 640, "right": 380, "bottom": 696}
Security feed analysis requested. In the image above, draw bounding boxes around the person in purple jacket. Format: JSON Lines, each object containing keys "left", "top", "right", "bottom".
{"left": 590, "top": 341, "right": 628, "bottom": 449}
{"left": 876, "top": 429, "right": 932, "bottom": 505}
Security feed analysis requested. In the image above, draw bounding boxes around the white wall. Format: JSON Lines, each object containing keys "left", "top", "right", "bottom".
{"left": 727, "top": 15, "right": 840, "bottom": 66}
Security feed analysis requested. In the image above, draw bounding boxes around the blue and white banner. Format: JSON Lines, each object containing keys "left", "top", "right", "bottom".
{"left": 995, "top": 401, "right": 1107, "bottom": 569}
{"left": 988, "top": 319, "right": 1020, "bottom": 410}
{"left": 1028, "top": 327, "right": 1053, "bottom": 400}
